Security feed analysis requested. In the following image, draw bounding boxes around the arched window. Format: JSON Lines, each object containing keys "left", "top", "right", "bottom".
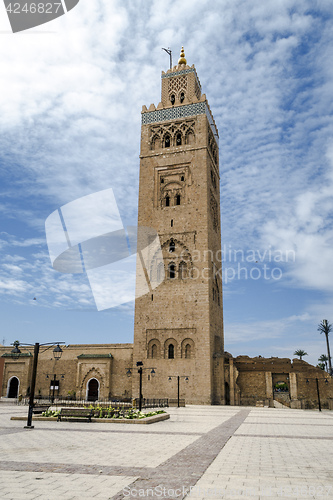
{"left": 216, "top": 279, "right": 220, "bottom": 306}
{"left": 161, "top": 178, "right": 164, "bottom": 184}
{"left": 165, "top": 195, "right": 170, "bottom": 207}
{"left": 165, "top": 135, "right": 171, "bottom": 148}
{"left": 176, "top": 133, "right": 182, "bottom": 146}
{"left": 186, "top": 131, "right": 195, "bottom": 145}
{"left": 151, "top": 344, "right": 157, "bottom": 359}
{"left": 168, "top": 263, "right": 176, "bottom": 279}
{"left": 180, "top": 92, "right": 185, "bottom": 103}
{"left": 169, "top": 240, "right": 175, "bottom": 253}
{"left": 152, "top": 136, "right": 161, "bottom": 150}
{"left": 181, "top": 175, "right": 184, "bottom": 181}
{"left": 168, "top": 344, "right": 175, "bottom": 359}
{"left": 179, "top": 261, "right": 187, "bottom": 279}
{"left": 185, "top": 344, "right": 191, "bottom": 359}
{"left": 211, "top": 169, "right": 216, "bottom": 189}
{"left": 157, "top": 262, "right": 164, "bottom": 281}
{"left": 170, "top": 94, "right": 175, "bottom": 105}
{"left": 176, "top": 194, "right": 181, "bottom": 206}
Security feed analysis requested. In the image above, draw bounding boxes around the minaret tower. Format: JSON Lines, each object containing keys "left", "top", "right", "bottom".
{"left": 132, "top": 48, "right": 224, "bottom": 404}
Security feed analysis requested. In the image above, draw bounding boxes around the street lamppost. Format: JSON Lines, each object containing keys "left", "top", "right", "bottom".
{"left": 318, "top": 320, "right": 333, "bottom": 376}
{"left": 168, "top": 375, "right": 189, "bottom": 407}
{"left": 46, "top": 373, "right": 65, "bottom": 403}
{"left": 127, "top": 362, "right": 156, "bottom": 411}
{"left": 11, "top": 341, "right": 65, "bottom": 428}
{"left": 306, "top": 377, "right": 329, "bottom": 412}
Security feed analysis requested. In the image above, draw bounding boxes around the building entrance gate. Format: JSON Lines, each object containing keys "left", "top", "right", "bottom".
{"left": 7, "top": 377, "right": 19, "bottom": 398}
{"left": 87, "top": 378, "right": 99, "bottom": 401}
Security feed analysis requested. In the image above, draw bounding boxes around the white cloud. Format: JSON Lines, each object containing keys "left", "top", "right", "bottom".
{"left": 2, "top": 264, "right": 23, "bottom": 273}
{"left": 0, "top": 278, "right": 31, "bottom": 294}
{"left": 0, "top": 0, "right": 333, "bottom": 352}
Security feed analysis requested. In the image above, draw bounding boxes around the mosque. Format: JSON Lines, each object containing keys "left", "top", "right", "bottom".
{"left": 1, "top": 48, "right": 332, "bottom": 410}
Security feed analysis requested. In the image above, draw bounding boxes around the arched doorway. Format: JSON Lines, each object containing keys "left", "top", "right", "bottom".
{"left": 87, "top": 378, "right": 99, "bottom": 401}
{"left": 225, "top": 382, "right": 230, "bottom": 405}
{"left": 7, "top": 377, "right": 19, "bottom": 398}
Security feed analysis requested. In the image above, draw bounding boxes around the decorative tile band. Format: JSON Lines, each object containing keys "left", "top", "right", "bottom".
{"left": 161, "top": 68, "right": 196, "bottom": 79}
{"left": 142, "top": 102, "right": 219, "bottom": 145}
{"left": 142, "top": 102, "right": 205, "bottom": 124}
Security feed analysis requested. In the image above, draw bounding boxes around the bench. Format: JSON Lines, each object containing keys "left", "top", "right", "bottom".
{"left": 33, "top": 404, "right": 50, "bottom": 414}
{"left": 57, "top": 408, "right": 93, "bottom": 422}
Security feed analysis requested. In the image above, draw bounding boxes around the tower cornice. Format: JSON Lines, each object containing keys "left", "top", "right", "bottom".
{"left": 141, "top": 100, "right": 219, "bottom": 143}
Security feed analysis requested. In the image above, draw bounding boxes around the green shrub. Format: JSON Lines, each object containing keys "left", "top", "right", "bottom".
{"left": 41, "top": 410, "right": 60, "bottom": 418}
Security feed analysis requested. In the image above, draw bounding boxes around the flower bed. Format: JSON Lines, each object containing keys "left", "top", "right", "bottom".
{"left": 11, "top": 409, "right": 169, "bottom": 425}
{"left": 41, "top": 407, "right": 166, "bottom": 420}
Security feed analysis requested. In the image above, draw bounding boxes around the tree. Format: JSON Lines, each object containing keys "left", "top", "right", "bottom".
{"left": 294, "top": 349, "right": 308, "bottom": 360}
{"left": 317, "top": 320, "right": 333, "bottom": 376}
{"left": 318, "top": 354, "right": 329, "bottom": 372}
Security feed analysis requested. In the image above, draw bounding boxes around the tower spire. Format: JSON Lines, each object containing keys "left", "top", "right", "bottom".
{"left": 178, "top": 46, "right": 187, "bottom": 65}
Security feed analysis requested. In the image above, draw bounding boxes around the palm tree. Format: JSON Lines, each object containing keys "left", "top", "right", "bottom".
{"left": 317, "top": 320, "right": 333, "bottom": 375}
{"left": 318, "top": 354, "right": 329, "bottom": 372}
{"left": 294, "top": 349, "right": 308, "bottom": 360}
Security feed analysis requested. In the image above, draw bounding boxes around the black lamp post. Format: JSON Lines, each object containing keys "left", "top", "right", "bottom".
{"left": 168, "top": 375, "right": 189, "bottom": 407}
{"left": 11, "top": 341, "right": 65, "bottom": 428}
{"left": 127, "top": 362, "right": 156, "bottom": 411}
{"left": 46, "top": 373, "right": 65, "bottom": 403}
{"left": 306, "top": 377, "right": 329, "bottom": 412}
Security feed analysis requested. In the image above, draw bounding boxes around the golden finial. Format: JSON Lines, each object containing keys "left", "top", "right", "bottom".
{"left": 178, "top": 46, "right": 187, "bottom": 65}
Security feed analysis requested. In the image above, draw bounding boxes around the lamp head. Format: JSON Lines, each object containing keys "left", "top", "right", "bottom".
{"left": 11, "top": 341, "right": 21, "bottom": 360}
{"left": 53, "top": 344, "right": 63, "bottom": 360}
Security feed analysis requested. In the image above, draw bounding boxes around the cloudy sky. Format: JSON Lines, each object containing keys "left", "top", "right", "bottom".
{"left": 0, "top": 0, "right": 332, "bottom": 368}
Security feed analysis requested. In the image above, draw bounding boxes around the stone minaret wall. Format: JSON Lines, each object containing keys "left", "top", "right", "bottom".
{"left": 133, "top": 48, "right": 224, "bottom": 404}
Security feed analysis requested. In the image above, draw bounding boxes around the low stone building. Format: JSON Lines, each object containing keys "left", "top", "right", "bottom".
{"left": 0, "top": 344, "right": 132, "bottom": 402}
{"left": 1, "top": 344, "right": 332, "bottom": 409}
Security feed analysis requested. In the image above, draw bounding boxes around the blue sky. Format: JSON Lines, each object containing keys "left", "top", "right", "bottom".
{"left": 0, "top": 0, "right": 333, "bottom": 367}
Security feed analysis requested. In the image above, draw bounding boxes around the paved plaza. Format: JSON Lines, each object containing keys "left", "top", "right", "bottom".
{"left": 0, "top": 405, "right": 332, "bottom": 499}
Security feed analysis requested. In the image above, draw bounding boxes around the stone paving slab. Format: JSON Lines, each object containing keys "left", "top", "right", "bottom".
{"left": 235, "top": 422, "right": 333, "bottom": 437}
{"left": 0, "top": 405, "right": 332, "bottom": 499}
{"left": 0, "top": 427, "right": 197, "bottom": 468}
{"left": 110, "top": 409, "right": 250, "bottom": 500}
{"left": 0, "top": 470, "right": 136, "bottom": 499}
{"left": 2, "top": 406, "right": 237, "bottom": 435}
{"left": 183, "top": 410, "right": 333, "bottom": 500}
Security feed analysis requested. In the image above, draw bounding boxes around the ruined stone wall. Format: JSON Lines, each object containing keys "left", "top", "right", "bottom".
{"left": 233, "top": 356, "right": 332, "bottom": 408}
